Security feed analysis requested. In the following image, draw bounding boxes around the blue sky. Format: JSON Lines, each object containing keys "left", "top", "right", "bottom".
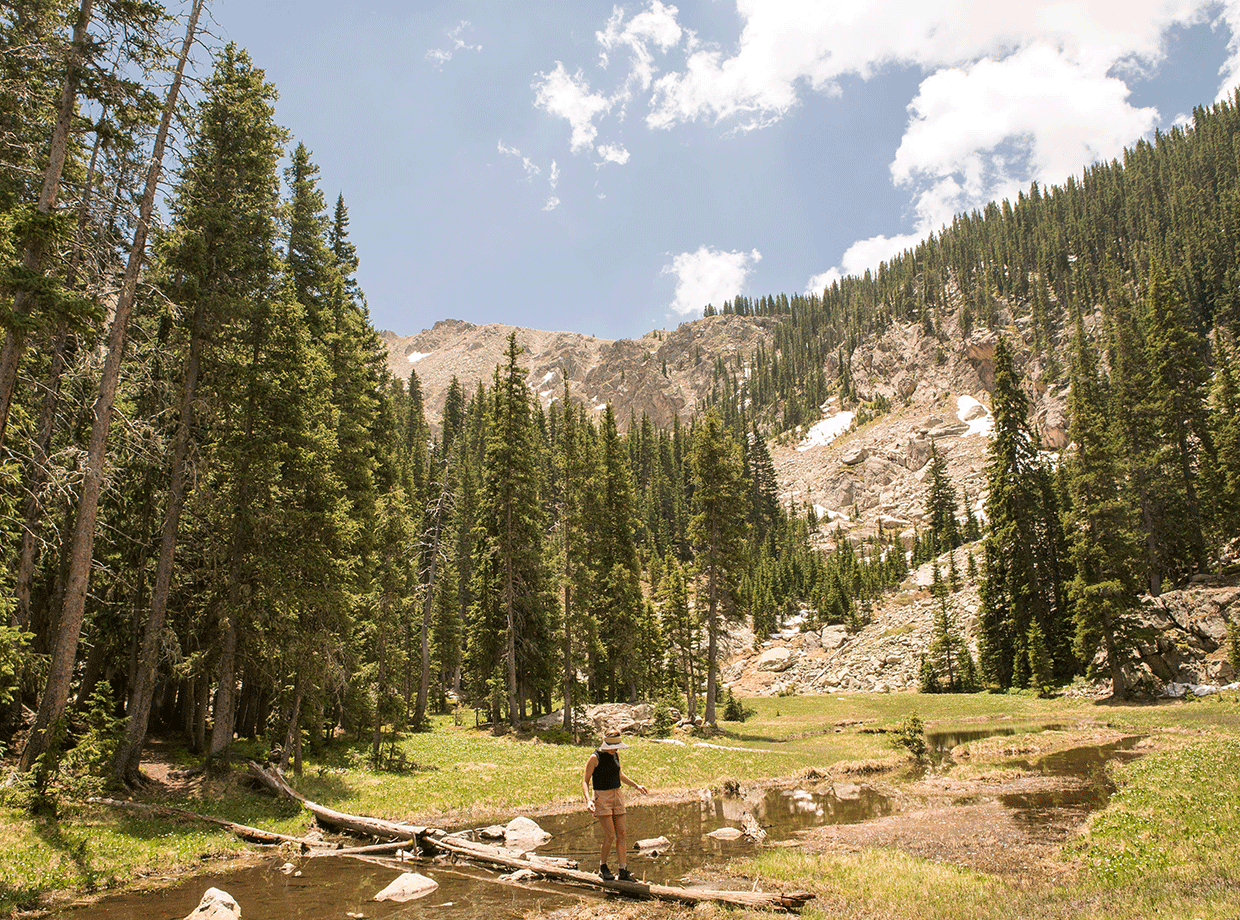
{"left": 209, "top": 1, "right": 1240, "bottom": 342}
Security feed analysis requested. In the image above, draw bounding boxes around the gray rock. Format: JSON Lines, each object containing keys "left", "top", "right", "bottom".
{"left": 374, "top": 872, "right": 439, "bottom": 903}
{"left": 756, "top": 647, "right": 797, "bottom": 672}
{"left": 184, "top": 889, "right": 240, "bottom": 920}
{"left": 841, "top": 446, "right": 869, "bottom": 465}
{"left": 504, "top": 816, "right": 551, "bottom": 851}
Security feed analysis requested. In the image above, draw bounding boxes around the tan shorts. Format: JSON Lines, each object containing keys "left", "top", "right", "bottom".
{"left": 593, "top": 787, "right": 626, "bottom": 817}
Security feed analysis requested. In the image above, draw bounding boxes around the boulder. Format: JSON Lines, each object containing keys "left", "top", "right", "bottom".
{"left": 903, "top": 436, "right": 932, "bottom": 470}
{"left": 635, "top": 835, "right": 671, "bottom": 851}
{"left": 927, "top": 420, "right": 970, "bottom": 438}
{"left": 958, "top": 400, "right": 988, "bottom": 422}
{"left": 707, "top": 826, "right": 744, "bottom": 840}
{"left": 504, "top": 816, "right": 552, "bottom": 851}
{"left": 841, "top": 446, "right": 869, "bottom": 465}
{"left": 184, "top": 889, "right": 240, "bottom": 920}
{"left": 586, "top": 702, "right": 654, "bottom": 735}
{"left": 374, "top": 872, "right": 439, "bottom": 902}
{"left": 820, "top": 626, "right": 848, "bottom": 650}
{"left": 755, "top": 647, "right": 796, "bottom": 672}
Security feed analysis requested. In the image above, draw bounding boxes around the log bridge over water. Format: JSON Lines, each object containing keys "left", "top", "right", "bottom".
{"left": 239, "top": 761, "right": 813, "bottom": 912}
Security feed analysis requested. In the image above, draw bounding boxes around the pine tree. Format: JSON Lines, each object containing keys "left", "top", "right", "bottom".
{"left": 976, "top": 337, "right": 1071, "bottom": 690}
{"left": 1065, "top": 310, "right": 1142, "bottom": 698}
{"left": 468, "top": 335, "right": 552, "bottom": 725}
{"left": 689, "top": 410, "right": 749, "bottom": 725}
{"left": 924, "top": 443, "right": 960, "bottom": 554}
{"left": 1209, "top": 334, "right": 1240, "bottom": 539}
{"left": 1143, "top": 261, "right": 1211, "bottom": 579}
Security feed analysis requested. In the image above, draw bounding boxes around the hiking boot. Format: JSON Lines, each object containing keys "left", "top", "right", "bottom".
{"left": 617, "top": 867, "right": 635, "bottom": 882}
{"left": 598, "top": 864, "right": 614, "bottom": 881}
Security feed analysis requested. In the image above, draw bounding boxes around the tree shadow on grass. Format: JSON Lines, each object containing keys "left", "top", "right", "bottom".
{"left": 32, "top": 816, "right": 100, "bottom": 890}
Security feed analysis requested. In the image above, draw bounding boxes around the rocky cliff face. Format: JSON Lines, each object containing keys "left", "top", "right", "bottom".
{"left": 379, "top": 314, "right": 781, "bottom": 432}
{"left": 381, "top": 306, "right": 1233, "bottom": 698}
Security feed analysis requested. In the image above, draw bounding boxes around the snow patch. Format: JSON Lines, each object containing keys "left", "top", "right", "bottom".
{"left": 408, "top": 351, "right": 431, "bottom": 364}
{"left": 956, "top": 395, "right": 993, "bottom": 437}
{"left": 797, "top": 410, "right": 855, "bottom": 451}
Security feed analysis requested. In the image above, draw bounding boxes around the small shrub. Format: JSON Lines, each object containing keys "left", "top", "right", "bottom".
{"left": 893, "top": 713, "right": 927, "bottom": 761}
{"left": 651, "top": 700, "right": 675, "bottom": 737}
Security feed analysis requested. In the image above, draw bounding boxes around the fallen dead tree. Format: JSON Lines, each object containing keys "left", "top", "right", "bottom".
{"left": 87, "top": 796, "right": 326, "bottom": 849}
{"left": 426, "top": 831, "right": 813, "bottom": 910}
{"left": 247, "top": 761, "right": 814, "bottom": 911}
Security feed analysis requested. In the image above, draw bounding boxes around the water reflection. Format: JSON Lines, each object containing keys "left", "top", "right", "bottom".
{"left": 56, "top": 784, "right": 894, "bottom": 920}
{"left": 53, "top": 734, "right": 1140, "bottom": 920}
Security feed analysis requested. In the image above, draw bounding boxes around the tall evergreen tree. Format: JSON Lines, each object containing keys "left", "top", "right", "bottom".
{"left": 689, "top": 410, "right": 749, "bottom": 725}
{"left": 468, "top": 335, "right": 551, "bottom": 725}
{"left": 1065, "top": 310, "right": 1142, "bottom": 698}
{"left": 1143, "top": 261, "right": 1212, "bottom": 579}
{"left": 976, "top": 338, "right": 1071, "bottom": 690}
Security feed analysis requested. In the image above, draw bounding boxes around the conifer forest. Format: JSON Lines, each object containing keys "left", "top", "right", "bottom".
{"left": 1, "top": 0, "right": 1239, "bottom": 796}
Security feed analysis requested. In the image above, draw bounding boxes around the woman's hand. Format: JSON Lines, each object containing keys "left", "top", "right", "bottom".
{"left": 586, "top": 796, "right": 596, "bottom": 813}
{"left": 635, "top": 783, "right": 648, "bottom": 795}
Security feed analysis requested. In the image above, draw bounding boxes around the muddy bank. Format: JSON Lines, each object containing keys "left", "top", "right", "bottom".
{"left": 40, "top": 724, "right": 1152, "bottom": 917}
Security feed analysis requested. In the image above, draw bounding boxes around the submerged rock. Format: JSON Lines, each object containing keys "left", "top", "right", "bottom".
{"left": 504, "top": 816, "right": 552, "bottom": 851}
{"left": 184, "top": 888, "right": 240, "bottom": 920}
{"left": 374, "top": 872, "right": 439, "bottom": 902}
{"left": 706, "top": 826, "right": 744, "bottom": 840}
{"left": 634, "top": 835, "right": 671, "bottom": 851}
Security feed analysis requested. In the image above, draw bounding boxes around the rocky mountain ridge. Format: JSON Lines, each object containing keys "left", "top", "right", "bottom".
{"left": 379, "top": 314, "right": 781, "bottom": 431}
{"left": 380, "top": 306, "right": 1233, "bottom": 698}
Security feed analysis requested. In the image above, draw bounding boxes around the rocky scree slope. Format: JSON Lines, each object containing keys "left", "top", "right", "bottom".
{"left": 383, "top": 306, "right": 1233, "bottom": 697}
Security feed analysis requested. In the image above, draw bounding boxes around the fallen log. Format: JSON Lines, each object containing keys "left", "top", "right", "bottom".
{"left": 319, "top": 839, "right": 416, "bottom": 857}
{"left": 430, "top": 834, "right": 578, "bottom": 870}
{"left": 248, "top": 761, "right": 813, "bottom": 912}
{"left": 423, "top": 831, "right": 812, "bottom": 910}
{"left": 247, "top": 761, "right": 430, "bottom": 840}
{"left": 86, "top": 796, "right": 326, "bottom": 849}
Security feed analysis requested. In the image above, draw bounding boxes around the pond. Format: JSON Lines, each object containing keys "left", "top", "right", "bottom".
{"left": 56, "top": 784, "right": 892, "bottom": 920}
{"left": 55, "top": 733, "right": 1141, "bottom": 920}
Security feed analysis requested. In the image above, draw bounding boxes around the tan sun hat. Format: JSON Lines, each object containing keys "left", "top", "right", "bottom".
{"left": 599, "top": 729, "right": 628, "bottom": 751}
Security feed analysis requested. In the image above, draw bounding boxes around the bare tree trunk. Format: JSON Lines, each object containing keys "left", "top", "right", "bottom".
{"left": 111, "top": 290, "right": 208, "bottom": 785}
{"left": 414, "top": 464, "right": 452, "bottom": 729}
{"left": 14, "top": 107, "right": 107, "bottom": 632}
{"left": 278, "top": 674, "right": 303, "bottom": 774}
{"left": 207, "top": 583, "right": 240, "bottom": 766}
{"left": 19, "top": 0, "right": 205, "bottom": 773}
{"left": 371, "top": 633, "right": 387, "bottom": 766}
{"left": 704, "top": 565, "right": 719, "bottom": 726}
{"left": 0, "top": 0, "right": 94, "bottom": 447}
{"left": 562, "top": 582, "right": 573, "bottom": 731}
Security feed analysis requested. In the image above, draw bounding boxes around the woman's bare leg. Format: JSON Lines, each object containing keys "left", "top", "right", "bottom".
{"left": 596, "top": 813, "right": 616, "bottom": 865}
{"left": 613, "top": 812, "right": 628, "bottom": 868}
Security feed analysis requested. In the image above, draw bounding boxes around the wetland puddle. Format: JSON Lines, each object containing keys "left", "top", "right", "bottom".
{"left": 55, "top": 733, "right": 1140, "bottom": 920}
{"left": 57, "top": 785, "right": 891, "bottom": 920}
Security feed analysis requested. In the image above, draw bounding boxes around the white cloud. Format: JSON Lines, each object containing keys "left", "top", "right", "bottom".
{"left": 534, "top": 62, "right": 612, "bottom": 153}
{"left": 549, "top": 160, "right": 560, "bottom": 189}
{"left": 596, "top": 143, "right": 631, "bottom": 164}
{"left": 535, "top": 2, "right": 1235, "bottom": 268}
{"left": 805, "top": 269, "right": 841, "bottom": 294}
{"left": 497, "top": 141, "right": 541, "bottom": 181}
{"left": 543, "top": 196, "right": 561, "bottom": 211}
{"left": 646, "top": 1, "right": 1203, "bottom": 131}
{"left": 893, "top": 45, "right": 1158, "bottom": 207}
{"left": 661, "top": 246, "right": 761, "bottom": 316}
{"left": 598, "top": 1, "right": 685, "bottom": 98}
{"left": 426, "top": 20, "right": 481, "bottom": 68}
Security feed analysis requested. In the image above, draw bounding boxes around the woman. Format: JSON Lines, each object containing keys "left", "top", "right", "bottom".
{"left": 582, "top": 728, "right": 648, "bottom": 881}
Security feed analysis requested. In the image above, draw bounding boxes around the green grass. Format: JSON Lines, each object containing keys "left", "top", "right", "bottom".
{"left": 3, "top": 691, "right": 1239, "bottom": 916}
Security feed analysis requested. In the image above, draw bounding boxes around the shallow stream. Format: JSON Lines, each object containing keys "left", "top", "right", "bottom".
{"left": 55, "top": 730, "right": 1140, "bottom": 920}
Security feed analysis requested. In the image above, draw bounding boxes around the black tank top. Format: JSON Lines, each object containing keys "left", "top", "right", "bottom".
{"left": 592, "top": 749, "right": 621, "bottom": 790}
